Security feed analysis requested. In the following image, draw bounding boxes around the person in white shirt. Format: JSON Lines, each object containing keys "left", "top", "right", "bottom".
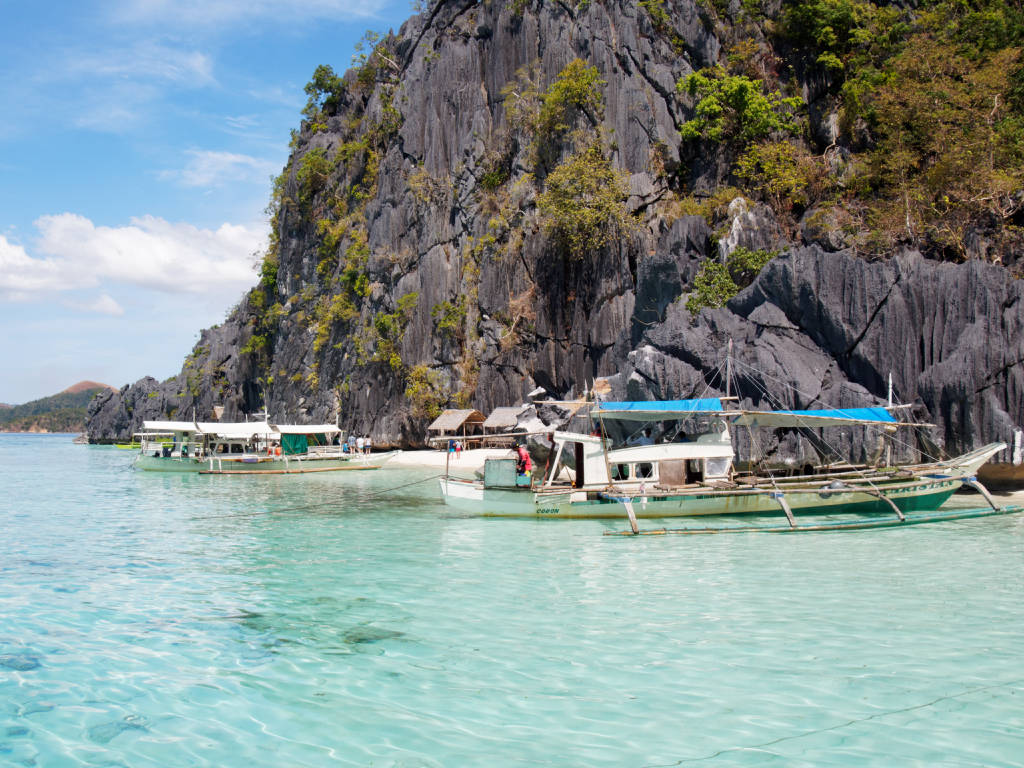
{"left": 356, "top": 435, "right": 364, "bottom": 453}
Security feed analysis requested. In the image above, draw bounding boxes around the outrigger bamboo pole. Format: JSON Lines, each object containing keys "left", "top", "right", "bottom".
{"left": 603, "top": 505, "right": 1024, "bottom": 536}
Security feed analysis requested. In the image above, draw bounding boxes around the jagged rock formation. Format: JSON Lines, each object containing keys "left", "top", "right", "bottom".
{"left": 88, "top": 0, "right": 1024, "bottom": 464}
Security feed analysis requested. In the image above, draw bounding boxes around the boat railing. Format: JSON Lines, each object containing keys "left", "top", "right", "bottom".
{"left": 307, "top": 445, "right": 348, "bottom": 457}
{"left": 137, "top": 434, "right": 205, "bottom": 459}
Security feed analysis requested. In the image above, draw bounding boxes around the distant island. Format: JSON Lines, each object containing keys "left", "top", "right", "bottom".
{"left": 0, "top": 382, "right": 116, "bottom": 433}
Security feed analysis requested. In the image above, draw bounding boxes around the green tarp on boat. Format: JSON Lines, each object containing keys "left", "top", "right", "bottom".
{"left": 281, "top": 433, "right": 330, "bottom": 455}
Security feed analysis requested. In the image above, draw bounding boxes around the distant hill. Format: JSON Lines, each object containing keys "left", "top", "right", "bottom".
{"left": 64, "top": 380, "right": 115, "bottom": 395}
{"left": 0, "top": 384, "right": 114, "bottom": 433}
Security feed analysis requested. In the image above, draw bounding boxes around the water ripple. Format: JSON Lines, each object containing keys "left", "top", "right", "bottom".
{"left": 1, "top": 436, "right": 1023, "bottom": 766}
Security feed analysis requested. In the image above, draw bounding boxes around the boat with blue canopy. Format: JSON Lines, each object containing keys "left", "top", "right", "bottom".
{"left": 440, "top": 395, "right": 1007, "bottom": 529}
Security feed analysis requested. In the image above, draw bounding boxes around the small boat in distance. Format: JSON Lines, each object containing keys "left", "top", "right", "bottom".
{"left": 133, "top": 420, "right": 398, "bottom": 474}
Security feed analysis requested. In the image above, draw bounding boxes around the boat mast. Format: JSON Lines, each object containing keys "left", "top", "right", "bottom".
{"left": 885, "top": 371, "right": 894, "bottom": 467}
{"left": 726, "top": 339, "right": 733, "bottom": 399}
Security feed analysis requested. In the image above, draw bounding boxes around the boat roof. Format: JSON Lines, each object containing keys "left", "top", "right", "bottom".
{"left": 591, "top": 401, "right": 912, "bottom": 428}
{"left": 140, "top": 420, "right": 337, "bottom": 438}
{"left": 483, "top": 406, "right": 525, "bottom": 429}
{"left": 593, "top": 398, "right": 726, "bottom": 421}
{"left": 272, "top": 423, "right": 341, "bottom": 435}
{"left": 730, "top": 407, "right": 900, "bottom": 428}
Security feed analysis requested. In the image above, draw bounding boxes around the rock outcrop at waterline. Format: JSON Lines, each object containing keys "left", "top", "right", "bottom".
{"left": 87, "top": 0, "right": 1024, "bottom": 463}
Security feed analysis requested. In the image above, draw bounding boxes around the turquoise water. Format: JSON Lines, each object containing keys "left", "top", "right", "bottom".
{"left": 2, "top": 434, "right": 1023, "bottom": 767}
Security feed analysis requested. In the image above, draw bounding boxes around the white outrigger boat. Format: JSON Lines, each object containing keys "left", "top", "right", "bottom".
{"left": 133, "top": 420, "right": 398, "bottom": 474}
{"left": 440, "top": 398, "right": 1009, "bottom": 529}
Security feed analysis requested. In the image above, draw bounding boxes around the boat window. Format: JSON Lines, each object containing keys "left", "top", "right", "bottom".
{"left": 705, "top": 457, "right": 731, "bottom": 478}
{"left": 636, "top": 462, "right": 654, "bottom": 479}
{"left": 610, "top": 463, "right": 630, "bottom": 481}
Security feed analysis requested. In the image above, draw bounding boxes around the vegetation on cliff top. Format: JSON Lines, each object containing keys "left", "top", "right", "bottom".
{"left": 675, "top": 0, "right": 1024, "bottom": 263}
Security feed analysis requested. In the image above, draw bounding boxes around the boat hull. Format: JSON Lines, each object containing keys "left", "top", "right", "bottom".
{"left": 135, "top": 451, "right": 399, "bottom": 474}
{"left": 440, "top": 476, "right": 961, "bottom": 519}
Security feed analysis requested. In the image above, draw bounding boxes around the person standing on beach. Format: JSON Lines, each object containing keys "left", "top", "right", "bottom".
{"left": 356, "top": 435, "right": 364, "bottom": 454}
{"left": 455, "top": 440, "right": 462, "bottom": 459}
{"left": 365, "top": 435, "right": 372, "bottom": 454}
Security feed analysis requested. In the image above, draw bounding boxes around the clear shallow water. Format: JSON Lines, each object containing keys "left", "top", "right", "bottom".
{"left": 1, "top": 434, "right": 1023, "bottom": 767}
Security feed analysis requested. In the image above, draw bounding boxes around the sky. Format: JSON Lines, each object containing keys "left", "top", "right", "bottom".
{"left": 0, "top": 0, "right": 415, "bottom": 404}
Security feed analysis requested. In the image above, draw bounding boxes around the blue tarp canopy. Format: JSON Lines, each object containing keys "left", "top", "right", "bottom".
{"left": 730, "top": 407, "right": 899, "bottom": 428}
{"left": 593, "top": 398, "right": 725, "bottom": 421}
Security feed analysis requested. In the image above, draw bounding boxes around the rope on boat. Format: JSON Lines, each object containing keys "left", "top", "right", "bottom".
{"left": 359, "top": 473, "right": 445, "bottom": 499}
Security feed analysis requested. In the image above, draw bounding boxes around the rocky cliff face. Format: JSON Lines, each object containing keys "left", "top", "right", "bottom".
{"left": 87, "top": 0, "right": 1024, "bottom": 464}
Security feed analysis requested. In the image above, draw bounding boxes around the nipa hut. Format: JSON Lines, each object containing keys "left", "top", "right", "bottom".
{"left": 427, "top": 409, "right": 485, "bottom": 443}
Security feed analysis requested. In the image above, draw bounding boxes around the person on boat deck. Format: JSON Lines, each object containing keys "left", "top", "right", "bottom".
{"left": 627, "top": 428, "right": 654, "bottom": 446}
{"left": 515, "top": 442, "right": 532, "bottom": 476}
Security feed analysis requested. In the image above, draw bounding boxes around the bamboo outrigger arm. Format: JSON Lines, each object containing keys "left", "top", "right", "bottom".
{"left": 964, "top": 477, "right": 1000, "bottom": 511}
{"left": 769, "top": 491, "right": 797, "bottom": 527}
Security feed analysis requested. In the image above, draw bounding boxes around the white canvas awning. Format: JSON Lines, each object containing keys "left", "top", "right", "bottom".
{"left": 272, "top": 424, "right": 342, "bottom": 435}
{"left": 141, "top": 420, "right": 277, "bottom": 439}
{"left": 141, "top": 420, "right": 201, "bottom": 433}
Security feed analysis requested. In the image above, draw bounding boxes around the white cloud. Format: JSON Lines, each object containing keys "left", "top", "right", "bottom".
{"left": 116, "top": 0, "right": 389, "bottom": 26}
{"left": 73, "top": 102, "right": 144, "bottom": 134}
{"left": 160, "top": 149, "right": 280, "bottom": 188}
{"left": 67, "top": 43, "right": 216, "bottom": 88}
{"left": 1, "top": 214, "right": 266, "bottom": 306}
{"left": 65, "top": 293, "right": 126, "bottom": 316}
{"left": 0, "top": 235, "right": 79, "bottom": 298}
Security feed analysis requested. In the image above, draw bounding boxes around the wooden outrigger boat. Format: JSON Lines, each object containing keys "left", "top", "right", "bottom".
{"left": 133, "top": 420, "right": 398, "bottom": 474}
{"left": 440, "top": 398, "right": 1009, "bottom": 530}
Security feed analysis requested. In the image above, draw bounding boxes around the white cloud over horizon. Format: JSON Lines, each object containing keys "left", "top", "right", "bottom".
{"left": 0, "top": 213, "right": 266, "bottom": 306}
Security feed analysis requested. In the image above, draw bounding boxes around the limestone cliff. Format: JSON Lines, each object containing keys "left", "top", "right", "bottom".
{"left": 88, "top": 0, "right": 1024, "bottom": 464}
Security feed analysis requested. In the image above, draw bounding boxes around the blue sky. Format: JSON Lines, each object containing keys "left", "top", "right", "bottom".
{"left": 0, "top": 0, "right": 414, "bottom": 403}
